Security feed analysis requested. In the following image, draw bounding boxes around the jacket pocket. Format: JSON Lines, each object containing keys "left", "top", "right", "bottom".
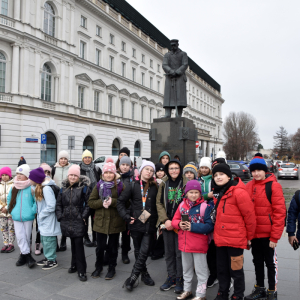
{"left": 268, "top": 214, "right": 273, "bottom": 225}
{"left": 231, "top": 254, "right": 244, "bottom": 271}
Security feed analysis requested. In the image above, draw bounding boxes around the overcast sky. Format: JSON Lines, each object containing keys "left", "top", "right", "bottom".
{"left": 126, "top": 0, "right": 300, "bottom": 149}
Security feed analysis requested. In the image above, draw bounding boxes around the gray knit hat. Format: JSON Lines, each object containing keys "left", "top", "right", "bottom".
{"left": 183, "top": 164, "right": 198, "bottom": 178}
{"left": 120, "top": 156, "right": 132, "bottom": 166}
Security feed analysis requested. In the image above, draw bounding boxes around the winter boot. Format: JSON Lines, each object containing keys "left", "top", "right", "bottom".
{"left": 123, "top": 273, "right": 139, "bottom": 292}
{"left": 141, "top": 270, "right": 155, "bottom": 286}
{"left": 174, "top": 277, "right": 184, "bottom": 294}
{"left": 160, "top": 275, "right": 176, "bottom": 291}
{"left": 26, "top": 253, "right": 36, "bottom": 268}
{"left": 105, "top": 265, "right": 116, "bottom": 280}
{"left": 266, "top": 290, "right": 277, "bottom": 300}
{"left": 244, "top": 285, "right": 267, "bottom": 300}
{"left": 16, "top": 254, "right": 27, "bottom": 266}
{"left": 214, "top": 292, "right": 229, "bottom": 300}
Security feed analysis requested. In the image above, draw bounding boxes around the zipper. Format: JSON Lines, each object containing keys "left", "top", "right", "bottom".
{"left": 20, "top": 190, "right": 23, "bottom": 221}
{"left": 268, "top": 214, "right": 273, "bottom": 225}
{"left": 223, "top": 198, "right": 227, "bottom": 213}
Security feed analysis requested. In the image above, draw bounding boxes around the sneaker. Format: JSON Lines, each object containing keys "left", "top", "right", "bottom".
{"left": 35, "top": 243, "right": 42, "bottom": 256}
{"left": 105, "top": 265, "right": 116, "bottom": 280}
{"left": 207, "top": 276, "right": 219, "bottom": 288}
{"left": 16, "top": 254, "right": 27, "bottom": 266}
{"left": 231, "top": 296, "right": 243, "bottom": 300}
{"left": 266, "top": 290, "right": 277, "bottom": 300}
{"left": 123, "top": 273, "right": 139, "bottom": 292}
{"left": 122, "top": 253, "right": 130, "bottom": 264}
{"left": 5, "top": 245, "right": 15, "bottom": 253}
{"left": 214, "top": 292, "right": 229, "bottom": 300}
{"left": 68, "top": 266, "right": 77, "bottom": 273}
{"left": 177, "top": 291, "right": 193, "bottom": 299}
{"left": 160, "top": 275, "right": 176, "bottom": 291}
{"left": 37, "top": 258, "right": 48, "bottom": 266}
{"left": 1, "top": 245, "right": 8, "bottom": 253}
{"left": 174, "top": 277, "right": 184, "bottom": 294}
{"left": 91, "top": 267, "right": 103, "bottom": 278}
{"left": 26, "top": 253, "right": 36, "bottom": 268}
{"left": 42, "top": 260, "right": 58, "bottom": 270}
{"left": 244, "top": 285, "right": 267, "bottom": 300}
{"left": 141, "top": 271, "right": 155, "bottom": 286}
{"left": 78, "top": 273, "right": 87, "bottom": 282}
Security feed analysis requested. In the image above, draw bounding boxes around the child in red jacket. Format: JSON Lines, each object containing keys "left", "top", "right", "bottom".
{"left": 172, "top": 180, "right": 214, "bottom": 300}
{"left": 245, "top": 154, "right": 286, "bottom": 300}
{"left": 212, "top": 164, "right": 256, "bottom": 300}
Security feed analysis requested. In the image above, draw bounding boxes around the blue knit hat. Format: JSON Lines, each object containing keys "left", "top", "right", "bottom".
{"left": 249, "top": 153, "right": 268, "bottom": 173}
{"left": 158, "top": 151, "right": 171, "bottom": 162}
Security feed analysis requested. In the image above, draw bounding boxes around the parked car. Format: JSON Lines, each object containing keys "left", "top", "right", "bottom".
{"left": 227, "top": 162, "right": 251, "bottom": 181}
{"left": 277, "top": 163, "right": 299, "bottom": 180}
{"left": 69, "top": 160, "right": 82, "bottom": 166}
{"left": 227, "top": 160, "right": 250, "bottom": 168}
{"left": 265, "top": 160, "right": 275, "bottom": 173}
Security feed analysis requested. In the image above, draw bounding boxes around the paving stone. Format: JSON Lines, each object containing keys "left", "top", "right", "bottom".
{"left": 39, "top": 268, "right": 81, "bottom": 286}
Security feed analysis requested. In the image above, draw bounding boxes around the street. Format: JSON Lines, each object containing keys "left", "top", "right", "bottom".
{"left": 0, "top": 178, "right": 299, "bottom": 300}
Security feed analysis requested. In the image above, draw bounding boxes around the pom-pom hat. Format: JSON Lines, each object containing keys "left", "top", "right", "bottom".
{"left": 183, "top": 164, "right": 198, "bottom": 178}
{"left": 200, "top": 157, "right": 212, "bottom": 170}
{"left": 249, "top": 153, "right": 268, "bottom": 173}
{"left": 103, "top": 162, "right": 116, "bottom": 175}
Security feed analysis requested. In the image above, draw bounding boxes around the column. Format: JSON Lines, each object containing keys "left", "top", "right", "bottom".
{"left": 35, "top": 0, "right": 41, "bottom": 29}
{"left": 68, "top": 62, "right": 73, "bottom": 105}
{"left": 11, "top": 43, "right": 20, "bottom": 94}
{"left": 206, "top": 141, "right": 210, "bottom": 157}
{"left": 70, "top": 5, "right": 75, "bottom": 45}
{"left": 22, "top": 0, "right": 30, "bottom": 24}
{"left": 54, "top": 76, "right": 59, "bottom": 102}
{"left": 19, "top": 46, "right": 29, "bottom": 95}
{"left": 34, "top": 50, "right": 41, "bottom": 98}
{"left": 60, "top": 60, "right": 65, "bottom": 103}
{"left": 62, "top": 1, "right": 67, "bottom": 41}
{"left": 14, "top": 0, "right": 21, "bottom": 20}
{"left": 201, "top": 140, "right": 205, "bottom": 158}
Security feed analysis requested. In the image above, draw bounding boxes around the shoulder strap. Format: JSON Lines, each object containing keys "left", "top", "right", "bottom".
{"left": 295, "top": 190, "right": 300, "bottom": 209}
{"left": 51, "top": 167, "right": 56, "bottom": 178}
{"left": 265, "top": 182, "right": 273, "bottom": 204}
{"left": 200, "top": 201, "right": 208, "bottom": 217}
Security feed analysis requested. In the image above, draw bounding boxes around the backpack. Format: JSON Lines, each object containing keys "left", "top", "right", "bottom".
{"left": 294, "top": 190, "right": 300, "bottom": 210}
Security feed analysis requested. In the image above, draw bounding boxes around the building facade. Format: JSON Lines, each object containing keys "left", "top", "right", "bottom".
{"left": 0, "top": 0, "right": 224, "bottom": 170}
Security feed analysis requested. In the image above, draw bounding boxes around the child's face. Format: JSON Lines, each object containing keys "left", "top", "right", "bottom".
{"left": 68, "top": 174, "right": 79, "bottom": 185}
{"left": 1, "top": 174, "right": 10, "bottom": 182}
{"left": 16, "top": 173, "right": 28, "bottom": 181}
{"left": 59, "top": 157, "right": 68, "bottom": 167}
{"left": 141, "top": 167, "right": 154, "bottom": 181}
{"left": 252, "top": 170, "right": 266, "bottom": 181}
{"left": 185, "top": 171, "right": 195, "bottom": 181}
{"left": 156, "top": 170, "right": 165, "bottom": 179}
{"left": 213, "top": 172, "right": 230, "bottom": 186}
{"left": 120, "top": 163, "right": 130, "bottom": 173}
{"left": 168, "top": 163, "right": 180, "bottom": 180}
{"left": 200, "top": 166, "right": 210, "bottom": 176}
{"left": 103, "top": 172, "right": 115, "bottom": 182}
{"left": 160, "top": 155, "right": 169, "bottom": 165}
{"left": 187, "top": 190, "right": 201, "bottom": 202}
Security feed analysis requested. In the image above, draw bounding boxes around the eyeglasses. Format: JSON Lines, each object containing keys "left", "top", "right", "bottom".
{"left": 169, "top": 168, "right": 180, "bottom": 171}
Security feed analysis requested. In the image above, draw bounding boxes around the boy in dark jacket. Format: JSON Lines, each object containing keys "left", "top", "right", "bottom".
{"left": 156, "top": 159, "right": 188, "bottom": 294}
{"left": 286, "top": 191, "right": 300, "bottom": 247}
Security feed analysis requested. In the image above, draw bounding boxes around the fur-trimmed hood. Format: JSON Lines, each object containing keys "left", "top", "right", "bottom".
{"left": 61, "top": 175, "right": 91, "bottom": 189}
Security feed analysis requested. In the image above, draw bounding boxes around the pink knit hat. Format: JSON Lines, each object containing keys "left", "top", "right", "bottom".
{"left": 68, "top": 165, "right": 80, "bottom": 177}
{"left": 103, "top": 162, "right": 116, "bottom": 174}
{"left": 0, "top": 167, "right": 12, "bottom": 178}
{"left": 40, "top": 163, "right": 52, "bottom": 174}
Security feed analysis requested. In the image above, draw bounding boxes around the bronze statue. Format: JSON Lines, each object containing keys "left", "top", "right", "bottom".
{"left": 162, "top": 39, "right": 188, "bottom": 117}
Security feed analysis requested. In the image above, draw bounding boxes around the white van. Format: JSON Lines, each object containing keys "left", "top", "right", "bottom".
{"left": 94, "top": 156, "right": 143, "bottom": 170}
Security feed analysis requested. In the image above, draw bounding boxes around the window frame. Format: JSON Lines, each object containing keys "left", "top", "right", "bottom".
{"left": 80, "top": 40, "right": 86, "bottom": 59}
{"left": 1, "top": 0, "right": 8, "bottom": 16}
{"left": 131, "top": 102, "right": 135, "bottom": 120}
{"left": 132, "top": 67, "right": 136, "bottom": 82}
{"left": 157, "top": 80, "right": 160, "bottom": 93}
{"left": 121, "top": 62, "right": 126, "bottom": 77}
{"left": 109, "top": 56, "right": 114, "bottom": 72}
{"left": 132, "top": 48, "right": 136, "bottom": 58}
{"left": 41, "top": 63, "right": 52, "bottom": 102}
{"left": 95, "top": 48, "right": 101, "bottom": 66}
{"left": 121, "top": 41, "right": 126, "bottom": 52}
{"left": 81, "top": 15, "right": 87, "bottom": 28}
{"left": 0, "top": 52, "right": 6, "bottom": 93}
{"left": 96, "top": 25, "right": 102, "bottom": 37}
{"left": 108, "top": 95, "right": 113, "bottom": 115}
{"left": 78, "top": 86, "right": 84, "bottom": 108}
{"left": 157, "top": 64, "right": 160, "bottom": 72}
{"left": 109, "top": 34, "right": 115, "bottom": 45}
{"left": 94, "top": 91, "right": 100, "bottom": 112}
{"left": 141, "top": 54, "right": 145, "bottom": 63}
{"left": 150, "top": 77, "right": 153, "bottom": 89}
{"left": 120, "top": 99, "right": 125, "bottom": 118}
{"left": 44, "top": 2, "right": 55, "bottom": 37}
{"left": 150, "top": 59, "right": 153, "bottom": 68}
{"left": 141, "top": 72, "right": 145, "bottom": 86}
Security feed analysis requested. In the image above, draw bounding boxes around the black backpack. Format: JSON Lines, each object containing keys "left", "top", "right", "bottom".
{"left": 49, "top": 185, "right": 60, "bottom": 199}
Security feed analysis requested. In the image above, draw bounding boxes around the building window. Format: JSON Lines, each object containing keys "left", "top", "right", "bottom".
{"left": 80, "top": 41, "right": 86, "bottom": 59}
{"left": 41, "top": 63, "right": 51, "bottom": 101}
{"left": 0, "top": 52, "right": 6, "bottom": 93}
{"left": 141, "top": 106, "right": 144, "bottom": 122}
{"left": 121, "top": 41, "right": 126, "bottom": 51}
{"left": 44, "top": 2, "right": 55, "bottom": 37}
{"left": 134, "top": 140, "right": 141, "bottom": 156}
{"left": 141, "top": 73, "right": 145, "bottom": 86}
{"left": 150, "top": 77, "right": 153, "bottom": 89}
{"left": 96, "top": 25, "right": 102, "bottom": 37}
{"left": 96, "top": 49, "right": 101, "bottom": 66}
{"left": 109, "top": 56, "right": 114, "bottom": 72}
{"left": 40, "top": 131, "right": 57, "bottom": 166}
{"left": 83, "top": 136, "right": 94, "bottom": 159}
{"left": 81, "top": 16, "right": 87, "bottom": 28}
{"left": 157, "top": 81, "right": 160, "bottom": 93}
{"left": 121, "top": 62, "right": 126, "bottom": 77}
{"left": 112, "top": 138, "right": 120, "bottom": 156}
{"left": 141, "top": 54, "right": 145, "bottom": 63}
{"left": 150, "top": 59, "right": 153, "bottom": 68}
{"left": 157, "top": 64, "right": 160, "bottom": 72}
{"left": 132, "top": 68, "right": 136, "bottom": 82}
{"left": 109, "top": 34, "right": 114, "bottom": 45}
{"left": 131, "top": 102, "right": 135, "bottom": 119}
{"left": 94, "top": 91, "right": 99, "bottom": 111}
{"left": 108, "top": 95, "right": 113, "bottom": 115}
{"left": 78, "top": 86, "right": 84, "bottom": 108}
{"left": 1, "top": 0, "right": 8, "bottom": 16}
{"left": 132, "top": 48, "right": 136, "bottom": 58}
{"left": 121, "top": 99, "right": 125, "bottom": 118}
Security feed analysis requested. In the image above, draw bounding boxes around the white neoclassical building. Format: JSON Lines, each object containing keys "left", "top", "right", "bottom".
{"left": 0, "top": 0, "right": 224, "bottom": 170}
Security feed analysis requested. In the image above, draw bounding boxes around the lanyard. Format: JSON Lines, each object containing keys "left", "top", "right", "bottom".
{"left": 140, "top": 180, "right": 148, "bottom": 210}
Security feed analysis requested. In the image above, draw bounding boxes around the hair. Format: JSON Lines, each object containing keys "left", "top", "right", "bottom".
{"left": 116, "top": 158, "right": 133, "bottom": 170}
{"left": 8, "top": 187, "right": 19, "bottom": 213}
{"left": 159, "top": 155, "right": 170, "bottom": 163}
{"left": 139, "top": 175, "right": 158, "bottom": 193}
{"left": 35, "top": 183, "right": 44, "bottom": 201}
{"left": 197, "top": 168, "right": 212, "bottom": 178}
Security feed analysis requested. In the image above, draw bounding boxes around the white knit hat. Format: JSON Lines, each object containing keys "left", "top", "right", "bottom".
{"left": 58, "top": 150, "right": 70, "bottom": 161}
{"left": 16, "top": 164, "right": 30, "bottom": 178}
{"left": 200, "top": 157, "right": 212, "bottom": 170}
{"left": 216, "top": 151, "right": 227, "bottom": 163}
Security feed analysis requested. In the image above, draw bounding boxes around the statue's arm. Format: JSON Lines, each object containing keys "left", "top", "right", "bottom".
{"left": 175, "top": 52, "right": 188, "bottom": 75}
{"left": 162, "top": 54, "right": 173, "bottom": 74}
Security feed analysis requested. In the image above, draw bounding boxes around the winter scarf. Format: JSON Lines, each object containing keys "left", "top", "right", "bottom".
{"left": 212, "top": 179, "right": 234, "bottom": 200}
{"left": 13, "top": 178, "right": 31, "bottom": 190}
{"left": 97, "top": 179, "right": 123, "bottom": 200}
{"left": 186, "top": 197, "right": 203, "bottom": 209}
{"left": 81, "top": 162, "right": 97, "bottom": 188}
{"left": 121, "top": 170, "right": 131, "bottom": 178}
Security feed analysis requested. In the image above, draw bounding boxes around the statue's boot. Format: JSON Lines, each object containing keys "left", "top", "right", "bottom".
{"left": 163, "top": 108, "right": 171, "bottom": 118}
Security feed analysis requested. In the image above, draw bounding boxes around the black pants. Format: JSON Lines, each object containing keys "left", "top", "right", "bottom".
{"left": 131, "top": 231, "right": 154, "bottom": 275}
{"left": 95, "top": 232, "right": 119, "bottom": 268}
{"left": 216, "top": 246, "right": 245, "bottom": 298}
{"left": 70, "top": 237, "right": 86, "bottom": 274}
{"left": 207, "top": 239, "right": 217, "bottom": 279}
{"left": 84, "top": 209, "right": 96, "bottom": 242}
{"left": 35, "top": 217, "right": 40, "bottom": 243}
{"left": 151, "top": 233, "right": 164, "bottom": 257}
{"left": 252, "top": 238, "right": 277, "bottom": 290}
{"left": 121, "top": 223, "right": 131, "bottom": 254}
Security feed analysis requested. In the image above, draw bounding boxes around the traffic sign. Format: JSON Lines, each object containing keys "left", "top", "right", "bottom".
{"left": 196, "top": 141, "right": 199, "bottom": 148}
{"left": 26, "top": 138, "right": 38, "bottom": 143}
{"left": 41, "top": 134, "right": 47, "bottom": 144}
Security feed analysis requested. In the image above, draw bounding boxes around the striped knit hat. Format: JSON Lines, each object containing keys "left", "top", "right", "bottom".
{"left": 249, "top": 153, "right": 268, "bottom": 173}
{"left": 183, "top": 164, "right": 198, "bottom": 178}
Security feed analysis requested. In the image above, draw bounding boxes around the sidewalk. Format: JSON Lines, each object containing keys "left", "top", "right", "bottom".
{"left": 0, "top": 231, "right": 298, "bottom": 300}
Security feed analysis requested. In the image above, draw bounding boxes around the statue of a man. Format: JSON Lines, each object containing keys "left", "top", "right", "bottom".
{"left": 162, "top": 39, "right": 188, "bottom": 118}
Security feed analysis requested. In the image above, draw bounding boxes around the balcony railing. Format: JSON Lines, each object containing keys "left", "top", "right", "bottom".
{"left": 0, "top": 15, "right": 15, "bottom": 28}
{"left": 0, "top": 93, "right": 13, "bottom": 102}
{"left": 44, "top": 34, "right": 58, "bottom": 46}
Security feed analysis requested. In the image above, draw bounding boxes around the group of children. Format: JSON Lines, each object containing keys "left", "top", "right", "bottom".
{"left": 0, "top": 150, "right": 289, "bottom": 300}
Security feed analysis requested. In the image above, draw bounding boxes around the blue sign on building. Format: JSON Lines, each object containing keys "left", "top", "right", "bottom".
{"left": 41, "top": 134, "right": 47, "bottom": 144}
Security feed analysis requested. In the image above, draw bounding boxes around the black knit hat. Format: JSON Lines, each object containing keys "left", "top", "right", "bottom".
{"left": 155, "top": 163, "right": 165, "bottom": 174}
{"left": 212, "top": 163, "right": 232, "bottom": 179}
{"left": 119, "top": 147, "right": 130, "bottom": 157}
{"left": 212, "top": 157, "right": 226, "bottom": 168}
{"left": 254, "top": 152, "right": 263, "bottom": 158}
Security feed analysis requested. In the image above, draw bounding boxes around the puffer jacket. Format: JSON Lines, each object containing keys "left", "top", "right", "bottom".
{"left": 245, "top": 174, "right": 286, "bottom": 243}
{"left": 117, "top": 180, "right": 158, "bottom": 233}
{"left": 214, "top": 178, "right": 256, "bottom": 249}
{"left": 55, "top": 176, "right": 90, "bottom": 238}
{"left": 286, "top": 192, "right": 300, "bottom": 241}
{"left": 52, "top": 162, "right": 73, "bottom": 188}
{"left": 0, "top": 179, "right": 14, "bottom": 217}
{"left": 172, "top": 198, "right": 214, "bottom": 253}
{"left": 6, "top": 186, "right": 36, "bottom": 222}
{"left": 88, "top": 176, "right": 126, "bottom": 235}
{"left": 199, "top": 174, "right": 212, "bottom": 201}
{"left": 35, "top": 179, "right": 61, "bottom": 237}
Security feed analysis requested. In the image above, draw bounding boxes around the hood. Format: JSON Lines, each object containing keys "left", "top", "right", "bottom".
{"left": 61, "top": 175, "right": 91, "bottom": 189}
{"left": 0, "top": 178, "right": 14, "bottom": 186}
{"left": 54, "top": 162, "right": 71, "bottom": 168}
{"left": 165, "top": 159, "right": 183, "bottom": 179}
{"left": 42, "top": 178, "right": 56, "bottom": 186}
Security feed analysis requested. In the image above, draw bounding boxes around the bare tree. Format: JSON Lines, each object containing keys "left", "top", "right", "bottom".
{"left": 273, "top": 126, "right": 289, "bottom": 158}
{"left": 291, "top": 129, "right": 300, "bottom": 159}
{"left": 223, "top": 112, "right": 260, "bottom": 160}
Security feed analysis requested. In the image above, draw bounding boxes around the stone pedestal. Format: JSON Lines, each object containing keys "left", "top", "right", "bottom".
{"left": 149, "top": 117, "right": 197, "bottom": 166}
